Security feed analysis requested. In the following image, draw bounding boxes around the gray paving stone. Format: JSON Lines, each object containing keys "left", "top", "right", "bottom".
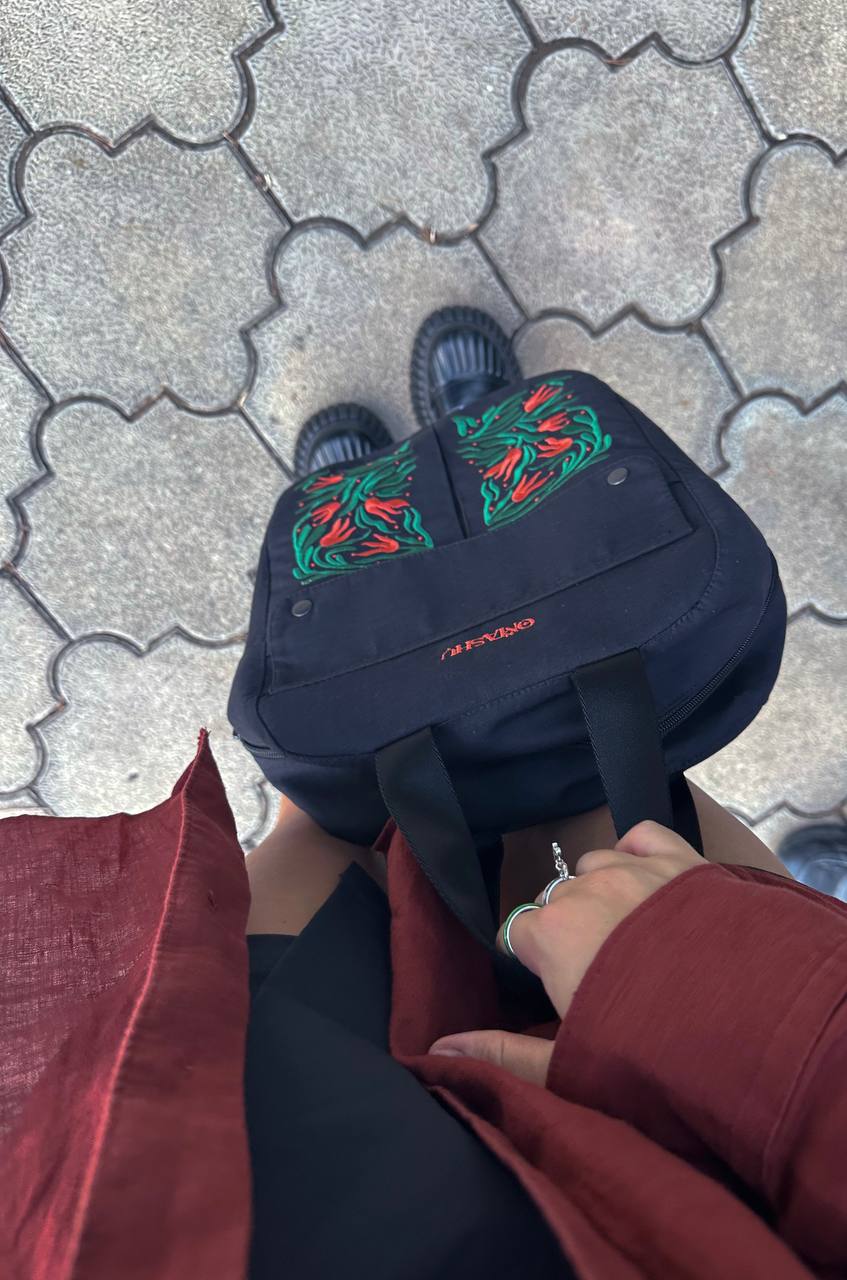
{"left": 481, "top": 47, "right": 761, "bottom": 326}
{"left": 515, "top": 313, "right": 732, "bottom": 471}
{"left": 0, "top": 132, "right": 282, "bottom": 411}
{"left": 521, "top": 0, "right": 745, "bottom": 60}
{"left": 20, "top": 398, "right": 285, "bottom": 643}
{"left": 733, "top": 0, "right": 847, "bottom": 152}
{"left": 745, "top": 806, "right": 843, "bottom": 858}
{"left": 719, "top": 393, "right": 847, "bottom": 617}
{"left": 0, "top": 578, "right": 59, "bottom": 793}
{"left": 0, "top": 799, "right": 47, "bottom": 819}
{"left": 0, "top": 345, "right": 47, "bottom": 561}
{"left": 247, "top": 226, "right": 522, "bottom": 460}
{"left": 0, "top": 5, "right": 843, "bottom": 849}
{"left": 241, "top": 0, "right": 529, "bottom": 234}
{"left": 245, "top": 781, "right": 276, "bottom": 851}
{"left": 704, "top": 144, "right": 846, "bottom": 404}
{"left": 0, "top": 100, "right": 24, "bottom": 233}
{"left": 689, "top": 615, "right": 847, "bottom": 820}
{"left": 0, "top": 0, "right": 268, "bottom": 144}
{"left": 37, "top": 635, "right": 267, "bottom": 843}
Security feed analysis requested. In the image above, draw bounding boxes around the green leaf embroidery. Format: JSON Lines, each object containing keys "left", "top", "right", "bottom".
{"left": 291, "top": 440, "right": 435, "bottom": 583}
{"left": 453, "top": 379, "right": 612, "bottom": 529}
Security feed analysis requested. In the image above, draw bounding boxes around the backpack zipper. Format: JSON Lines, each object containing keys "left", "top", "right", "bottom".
{"left": 231, "top": 731, "right": 286, "bottom": 757}
{"left": 657, "top": 564, "right": 777, "bottom": 735}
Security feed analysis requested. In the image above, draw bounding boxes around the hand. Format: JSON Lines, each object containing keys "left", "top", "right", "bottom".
{"left": 429, "top": 821, "right": 703, "bottom": 1085}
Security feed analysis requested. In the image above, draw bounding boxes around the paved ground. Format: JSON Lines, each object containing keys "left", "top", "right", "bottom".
{"left": 0, "top": 0, "right": 844, "bottom": 849}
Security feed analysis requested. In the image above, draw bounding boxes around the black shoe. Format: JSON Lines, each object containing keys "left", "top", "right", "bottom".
{"left": 777, "top": 822, "right": 847, "bottom": 901}
{"left": 294, "top": 403, "right": 393, "bottom": 478}
{"left": 410, "top": 306, "right": 522, "bottom": 430}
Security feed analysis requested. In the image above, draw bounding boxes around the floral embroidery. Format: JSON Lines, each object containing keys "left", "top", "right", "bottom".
{"left": 292, "top": 441, "right": 434, "bottom": 583}
{"left": 453, "top": 377, "right": 612, "bottom": 529}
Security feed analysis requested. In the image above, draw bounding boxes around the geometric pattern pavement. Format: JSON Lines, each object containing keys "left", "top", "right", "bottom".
{"left": 1, "top": 0, "right": 844, "bottom": 849}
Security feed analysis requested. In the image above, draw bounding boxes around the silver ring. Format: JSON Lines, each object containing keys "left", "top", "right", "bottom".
{"left": 541, "top": 874, "right": 571, "bottom": 905}
{"left": 502, "top": 903, "right": 541, "bottom": 959}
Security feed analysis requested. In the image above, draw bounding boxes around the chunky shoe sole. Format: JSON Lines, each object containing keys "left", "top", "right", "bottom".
{"left": 294, "top": 403, "right": 393, "bottom": 478}
{"left": 410, "top": 305, "right": 522, "bottom": 430}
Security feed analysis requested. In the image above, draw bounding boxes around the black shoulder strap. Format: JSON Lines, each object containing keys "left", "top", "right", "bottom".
{"left": 669, "top": 770, "right": 703, "bottom": 854}
{"left": 375, "top": 727, "right": 495, "bottom": 948}
{"left": 571, "top": 650, "right": 674, "bottom": 835}
{"left": 375, "top": 726, "right": 554, "bottom": 1012}
{"left": 572, "top": 651, "right": 702, "bottom": 850}
{"left": 375, "top": 648, "right": 703, "bottom": 959}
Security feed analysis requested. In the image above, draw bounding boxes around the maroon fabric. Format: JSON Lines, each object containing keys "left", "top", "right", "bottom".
{"left": 1, "top": 733, "right": 252, "bottom": 1280}
{"left": 3, "top": 735, "right": 846, "bottom": 1279}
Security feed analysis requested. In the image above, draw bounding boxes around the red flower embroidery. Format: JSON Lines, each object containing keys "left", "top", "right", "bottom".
{"left": 511, "top": 472, "right": 549, "bottom": 503}
{"left": 363, "top": 496, "right": 409, "bottom": 523}
{"left": 536, "top": 412, "right": 571, "bottom": 433}
{"left": 307, "top": 473, "right": 344, "bottom": 492}
{"left": 484, "top": 445, "right": 522, "bottom": 482}
{"left": 523, "top": 385, "right": 557, "bottom": 413}
{"left": 312, "top": 500, "right": 341, "bottom": 525}
{"left": 536, "top": 435, "right": 574, "bottom": 457}
{"left": 354, "top": 533, "right": 400, "bottom": 557}
{"left": 319, "top": 516, "right": 355, "bottom": 547}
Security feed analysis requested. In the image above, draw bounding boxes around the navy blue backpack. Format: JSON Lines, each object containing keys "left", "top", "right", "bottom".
{"left": 229, "top": 370, "right": 785, "bottom": 887}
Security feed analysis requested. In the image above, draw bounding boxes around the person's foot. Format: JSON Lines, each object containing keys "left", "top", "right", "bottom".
{"left": 293, "top": 403, "right": 393, "bottom": 478}
{"left": 777, "top": 822, "right": 847, "bottom": 901}
{"left": 410, "top": 306, "right": 522, "bottom": 430}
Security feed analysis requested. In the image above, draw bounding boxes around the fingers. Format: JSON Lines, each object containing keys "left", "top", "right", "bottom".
{"left": 573, "top": 847, "right": 634, "bottom": 876}
{"left": 530, "top": 850, "right": 633, "bottom": 905}
{"left": 615, "top": 819, "right": 701, "bottom": 862}
{"left": 570, "top": 824, "right": 701, "bottom": 878}
{"left": 429, "top": 1029, "right": 553, "bottom": 1087}
{"left": 495, "top": 905, "right": 546, "bottom": 975}
{"left": 575, "top": 822, "right": 698, "bottom": 872}
{"left": 500, "top": 821, "right": 702, "bottom": 967}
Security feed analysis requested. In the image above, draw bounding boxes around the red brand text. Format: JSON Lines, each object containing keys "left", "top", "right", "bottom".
{"left": 441, "top": 617, "right": 536, "bottom": 660}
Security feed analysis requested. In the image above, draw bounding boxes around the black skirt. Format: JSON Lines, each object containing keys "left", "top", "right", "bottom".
{"left": 244, "top": 862, "right": 574, "bottom": 1279}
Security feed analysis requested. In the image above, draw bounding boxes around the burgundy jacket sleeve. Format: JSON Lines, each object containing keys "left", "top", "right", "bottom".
{"left": 546, "top": 862, "right": 847, "bottom": 1276}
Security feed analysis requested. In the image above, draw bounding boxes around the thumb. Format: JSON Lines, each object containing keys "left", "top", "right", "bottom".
{"left": 429, "top": 1030, "right": 553, "bottom": 1086}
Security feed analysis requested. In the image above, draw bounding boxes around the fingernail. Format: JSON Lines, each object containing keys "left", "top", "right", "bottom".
{"left": 430, "top": 1047, "right": 464, "bottom": 1057}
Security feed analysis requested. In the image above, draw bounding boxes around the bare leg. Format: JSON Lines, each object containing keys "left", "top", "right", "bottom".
{"left": 246, "top": 782, "right": 792, "bottom": 937}
{"left": 500, "top": 779, "right": 794, "bottom": 927}
{"left": 245, "top": 795, "right": 386, "bottom": 936}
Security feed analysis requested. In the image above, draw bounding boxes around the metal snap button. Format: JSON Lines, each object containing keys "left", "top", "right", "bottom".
{"left": 291, "top": 599, "right": 313, "bottom": 618}
{"left": 607, "top": 467, "right": 628, "bottom": 486}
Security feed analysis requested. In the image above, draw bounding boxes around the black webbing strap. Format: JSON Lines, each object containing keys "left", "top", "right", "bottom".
{"left": 573, "top": 651, "right": 702, "bottom": 853}
{"left": 375, "top": 727, "right": 551, "bottom": 1010}
{"left": 572, "top": 650, "right": 674, "bottom": 837}
{"left": 375, "top": 727, "right": 495, "bottom": 949}
{"left": 670, "top": 771, "right": 704, "bottom": 855}
{"left": 375, "top": 649, "right": 703, "bottom": 959}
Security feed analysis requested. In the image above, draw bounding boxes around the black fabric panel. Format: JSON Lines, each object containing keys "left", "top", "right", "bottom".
{"left": 247, "top": 934, "right": 296, "bottom": 1001}
{"left": 244, "top": 864, "right": 572, "bottom": 1280}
